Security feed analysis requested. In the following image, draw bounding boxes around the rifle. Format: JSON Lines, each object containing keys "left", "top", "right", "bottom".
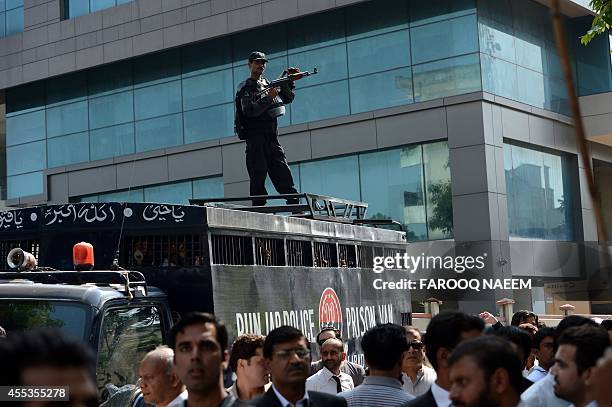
{"left": 254, "top": 68, "right": 318, "bottom": 98}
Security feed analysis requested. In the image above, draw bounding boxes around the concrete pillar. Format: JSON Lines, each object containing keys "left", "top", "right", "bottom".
{"left": 424, "top": 298, "right": 442, "bottom": 317}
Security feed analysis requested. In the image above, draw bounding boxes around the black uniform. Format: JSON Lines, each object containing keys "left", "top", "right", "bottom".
{"left": 236, "top": 77, "right": 298, "bottom": 206}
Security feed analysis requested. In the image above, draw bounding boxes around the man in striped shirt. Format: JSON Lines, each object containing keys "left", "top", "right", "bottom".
{"left": 338, "top": 324, "right": 415, "bottom": 407}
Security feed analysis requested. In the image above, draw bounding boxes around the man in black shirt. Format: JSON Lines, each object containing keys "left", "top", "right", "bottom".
{"left": 235, "top": 51, "right": 299, "bottom": 206}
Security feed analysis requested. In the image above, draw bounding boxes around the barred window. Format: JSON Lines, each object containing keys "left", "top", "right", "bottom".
{"left": 287, "top": 240, "right": 313, "bottom": 267}
{"left": 357, "top": 245, "right": 374, "bottom": 268}
{"left": 338, "top": 244, "right": 357, "bottom": 268}
{"left": 313, "top": 241, "right": 338, "bottom": 268}
{"left": 122, "top": 235, "right": 202, "bottom": 267}
{"left": 255, "top": 237, "right": 285, "bottom": 266}
{"left": 211, "top": 234, "right": 253, "bottom": 265}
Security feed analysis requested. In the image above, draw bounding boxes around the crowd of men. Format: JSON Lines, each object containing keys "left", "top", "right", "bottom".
{"left": 1, "top": 309, "right": 611, "bottom": 407}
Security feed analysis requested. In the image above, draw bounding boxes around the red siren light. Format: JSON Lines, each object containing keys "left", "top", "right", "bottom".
{"left": 73, "top": 242, "right": 94, "bottom": 271}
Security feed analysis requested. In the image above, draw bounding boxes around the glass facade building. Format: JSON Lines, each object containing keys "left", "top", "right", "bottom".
{"left": 3, "top": 0, "right": 612, "bottom": 251}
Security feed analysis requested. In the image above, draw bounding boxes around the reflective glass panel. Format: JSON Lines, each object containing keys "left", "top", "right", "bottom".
{"left": 409, "top": 0, "right": 476, "bottom": 27}
{"left": 46, "top": 72, "right": 88, "bottom": 106}
{"left": 88, "top": 61, "right": 133, "bottom": 97}
{"left": 411, "top": 14, "right": 478, "bottom": 64}
{"left": 133, "top": 50, "right": 181, "bottom": 88}
{"left": 98, "top": 189, "right": 144, "bottom": 203}
{"left": 290, "top": 81, "right": 349, "bottom": 125}
{"left": 182, "top": 69, "right": 234, "bottom": 111}
{"left": 481, "top": 54, "right": 518, "bottom": 100}
{"left": 135, "top": 113, "right": 183, "bottom": 152}
{"left": 134, "top": 81, "right": 182, "bottom": 120}
{"left": 67, "top": 0, "right": 89, "bottom": 18}
{"left": 90, "top": 123, "right": 135, "bottom": 161}
{"left": 346, "top": 0, "right": 409, "bottom": 40}
{"left": 184, "top": 103, "right": 233, "bottom": 144}
{"left": 288, "top": 44, "right": 348, "bottom": 88}
{"left": 517, "top": 66, "right": 545, "bottom": 108}
{"left": 90, "top": 0, "right": 115, "bottom": 13}
{"left": 47, "top": 132, "right": 90, "bottom": 168}
{"left": 299, "top": 155, "right": 360, "bottom": 202}
{"left": 6, "top": 110, "right": 45, "bottom": 146}
{"left": 350, "top": 67, "right": 413, "bottom": 113}
{"left": 5, "top": 6, "right": 23, "bottom": 35}
{"left": 413, "top": 53, "right": 481, "bottom": 102}
{"left": 423, "top": 141, "right": 453, "bottom": 240}
{"left": 144, "top": 181, "right": 192, "bottom": 205}
{"left": 7, "top": 171, "right": 43, "bottom": 199}
{"left": 233, "top": 25, "right": 287, "bottom": 62}
{"left": 360, "top": 146, "right": 427, "bottom": 241}
{"left": 287, "top": 10, "right": 345, "bottom": 54}
{"left": 89, "top": 91, "right": 134, "bottom": 129}
{"left": 7, "top": 140, "right": 46, "bottom": 176}
{"left": 193, "top": 177, "right": 224, "bottom": 199}
{"left": 478, "top": 18, "right": 516, "bottom": 63}
{"left": 347, "top": 29, "right": 411, "bottom": 77}
{"left": 182, "top": 37, "right": 233, "bottom": 77}
{"left": 46, "top": 101, "right": 89, "bottom": 138}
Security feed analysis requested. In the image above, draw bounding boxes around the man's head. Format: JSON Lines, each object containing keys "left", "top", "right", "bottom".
{"left": 316, "top": 326, "right": 341, "bottom": 348}
{"left": 321, "top": 338, "right": 345, "bottom": 374}
{"left": 0, "top": 328, "right": 98, "bottom": 406}
{"left": 139, "top": 346, "right": 184, "bottom": 406}
{"left": 361, "top": 323, "right": 408, "bottom": 375}
{"left": 0, "top": 325, "right": 6, "bottom": 338}
{"left": 448, "top": 336, "right": 523, "bottom": 407}
{"left": 424, "top": 312, "right": 484, "bottom": 373}
{"left": 403, "top": 326, "right": 425, "bottom": 371}
{"left": 170, "top": 312, "right": 229, "bottom": 395}
{"left": 263, "top": 326, "right": 311, "bottom": 388}
{"left": 247, "top": 51, "right": 268, "bottom": 77}
{"left": 532, "top": 327, "right": 555, "bottom": 371}
{"left": 510, "top": 310, "right": 538, "bottom": 327}
{"left": 490, "top": 326, "right": 532, "bottom": 369}
{"left": 229, "top": 334, "right": 269, "bottom": 389}
{"left": 550, "top": 325, "right": 609, "bottom": 404}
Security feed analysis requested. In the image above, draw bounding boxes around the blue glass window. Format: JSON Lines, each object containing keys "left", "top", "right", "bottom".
{"left": 290, "top": 81, "right": 350, "bottom": 125}
{"left": 184, "top": 103, "right": 233, "bottom": 144}
{"left": 46, "top": 72, "right": 88, "bottom": 106}
{"left": 347, "top": 30, "right": 411, "bottom": 77}
{"left": 46, "top": 101, "right": 89, "bottom": 138}
{"left": 409, "top": 0, "right": 476, "bottom": 27}
{"left": 288, "top": 10, "right": 345, "bottom": 54}
{"left": 288, "top": 44, "right": 348, "bottom": 88}
{"left": 88, "top": 62, "right": 132, "bottom": 97}
{"left": 7, "top": 172, "right": 43, "bottom": 199}
{"left": 300, "top": 156, "right": 360, "bottom": 202}
{"left": 515, "top": 36, "right": 545, "bottom": 73}
{"left": 90, "top": 0, "right": 115, "bottom": 13}
{"left": 5, "top": 6, "right": 23, "bottom": 35}
{"left": 350, "top": 67, "right": 413, "bottom": 113}
{"left": 413, "top": 53, "right": 481, "bottom": 102}
{"left": 66, "top": 0, "right": 89, "bottom": 18}
{"left": 134, "top": 50, "right": 181, "bottom": 88}
{"left": 89, "top": 92, "right": 134, "bottom": 129}
{"left": 411, "top": 14, "right": 478, "bottom": 64}
{"left": 90, "top": 123, "right": 135, "bottom": 161}
{"left": 134, "top": 81, "right": 182, "bottom": 121}
{"left": 0, "top": 12, "right": 5, "bottom": 37}
{"left": 423, "top": 141, "right": 453, "bottom": 240}
{"left": 135, "top": 113, "right": 183, "bottom": 153}
{"left": 193, "top": 177, "right": 224, "bottom": 199}
{"left": 6, "top": 110, "right": 46, "bottom": 146}
{"left": 47, "top": 132, "right": 90, "bottom": 168}
{"left": 64, "top": 0, "right": 133, "bottom": 19}
{"left": 144, "top": 181, "right": 192, "bottom": 205}
{"left": 360, "top": 146, "right": 427, "bottom": 241}
{"left": 182, "top": 38, "right": 233, "bottom": 78}
{"left": 182, "top": 69, "right": 234, "bottom": 111}
{"left": 505, "top": 142, "right": 575, "bottom": 240}
{"left": 346, "top": 0, "right": 409, "bottom": 41}
{"left": 233, "top": 25, "right": 288, "bottom": 62}
{"left": 481, "top": 54, "right": 518, "bottom": 100}
{"left": 7, "top": 141, "right": 46, "bottom": 176}
{"left": 98, "top": 188, "right": 144, "bottom": 203}
{"left": 478, "top": 18, "right": 516, "bottom": 64}
{"left": 6, "top": 82, "right": 45, "bottom": 114}
{"left": 517, "top": 66, "right": 545, "bottom": 108}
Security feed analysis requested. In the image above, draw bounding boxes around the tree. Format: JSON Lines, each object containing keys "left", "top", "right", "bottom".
{"left": 581, "top": 0, "right": 612, "bottom": 45}
{"left": 427, "top": 179, "right": 453, "bottom": 236}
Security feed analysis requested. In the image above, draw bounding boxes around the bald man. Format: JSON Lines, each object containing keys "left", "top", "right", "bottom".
{"left": 139, "top": 346, "right": 187, "bottom": 407}
{"left": 306, "top": 338, "right": 354, "bottom": 395}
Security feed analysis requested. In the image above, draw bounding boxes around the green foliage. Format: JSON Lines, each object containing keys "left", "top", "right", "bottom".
{"left": 428, "top": 179, "right": 453, "bottom": 236}
{"left": 581, "top": 0, "right": 612, "bottom": 45}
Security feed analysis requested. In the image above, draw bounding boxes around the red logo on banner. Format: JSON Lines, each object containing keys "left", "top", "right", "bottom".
{"left": 319, "top": 287, "right": 343, "bottom": 332}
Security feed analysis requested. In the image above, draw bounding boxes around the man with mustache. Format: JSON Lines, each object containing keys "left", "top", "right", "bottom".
{"left": 310, "top": 327, "right": 365, "bottom": 386}
{"left": 306, "top": 338, "right": 354, "bottom": 394}
{"left": 401, "top": 326, "right": 436, "bottom": 397}
{"left": 549, "top": 325, "right": 609, "bottom": 407}
{"left": 448, "top": 336, "right": 526, "bottom": 407}
{"left": 171, "top": 312, "right": 250, "bottom": 407}
{"left": 251, "top": 326, "right": 347, "bottom": 407}
{"left": 235, "top": 51, "right": 300, "bottom": 207}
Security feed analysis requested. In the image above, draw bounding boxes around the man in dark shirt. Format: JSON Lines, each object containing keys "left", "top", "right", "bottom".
{"left": 235, "top": 51, "right": 299, "bottom": 207}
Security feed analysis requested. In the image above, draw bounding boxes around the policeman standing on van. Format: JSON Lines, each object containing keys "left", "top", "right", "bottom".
{"left": 235, "top": 51, "right": 299, "bottom": 207}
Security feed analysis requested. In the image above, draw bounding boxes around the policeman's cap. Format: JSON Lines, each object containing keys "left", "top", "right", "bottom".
{"left": 248, "top": 51, "right": 268, "bottom": 63}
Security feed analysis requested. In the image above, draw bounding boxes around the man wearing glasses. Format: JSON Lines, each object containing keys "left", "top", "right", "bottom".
{"left": 251, "top": 326, "right": 347, "bottom": 407}
{"left": 310, "top": 327, "right": 365, "bottom": 386}
{"left": 401, "top": 326, "right": 436, "bottom": 397}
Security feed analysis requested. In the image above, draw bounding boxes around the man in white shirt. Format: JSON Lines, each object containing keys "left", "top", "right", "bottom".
{"left": 307, "top": 338, "right": 354, "bottom": 394}
{"left": 403, "top": 312, "right": 484, "bottom": 407}
{"left": 138, "top": 346, "right": 187, "bottom": 407}
{"left": 528, "top": 327, "right": 555, "bottom": 383}
{"left": 401, "top": 326, "right": 436, "bottom": 397}
{"left": 549, "top": 326, "right": 609, "bottom": 407}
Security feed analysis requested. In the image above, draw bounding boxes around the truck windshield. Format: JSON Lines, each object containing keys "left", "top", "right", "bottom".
{"left": 0, "top": 300, "right": 89, "bottom": 340}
